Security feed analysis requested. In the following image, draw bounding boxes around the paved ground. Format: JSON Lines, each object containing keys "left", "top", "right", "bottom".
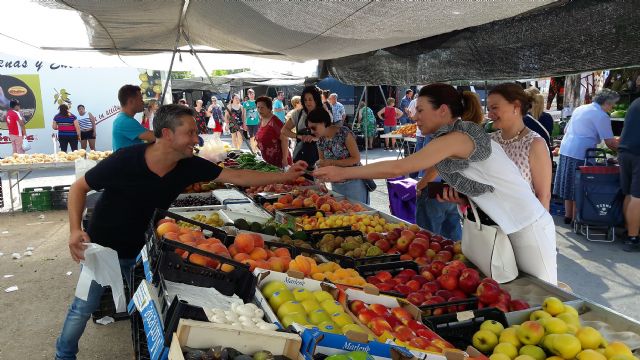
{"left": 0, "top": 140, "right": 638, "bottom": 358}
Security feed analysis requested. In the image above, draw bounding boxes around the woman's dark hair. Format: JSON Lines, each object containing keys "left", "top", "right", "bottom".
{"left": 306, "top": 108, "right": 332, "bottom": 127}
{"left": 300, "top": 86, "right": 322, "bottom": 114}
{"left": 489, "top": 83, "right": 531, "bottom": 116}
{"left": 256, "top": 96, "right": 273, "bottom": 110}
{"left": 419, "top": 83, "right": 484, "bottom": 124}
{"left": 58, "top": 104, "right": 69, "bottom": 116}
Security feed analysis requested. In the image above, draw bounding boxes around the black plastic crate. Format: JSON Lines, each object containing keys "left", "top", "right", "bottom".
{"left": 91, "top": 285, "right": 131, "bottom": 323}
{"left": 422, "top": 308, "right": 507, "bottom": 350}
{"left": 131, "top": 309, "right": 152, "bottom": 360}
{"left": 354, "top": 261, "right": 421, "bottom": 297}
{"left": 419, "top": 297, "right": 479, "bottom": 318}
{"left": 51, "top": 185, "right": 71, "bottom": 210}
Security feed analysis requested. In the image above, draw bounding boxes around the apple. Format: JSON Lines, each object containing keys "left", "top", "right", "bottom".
{"left": 308, "top": 309, "right": 332, "bottom": 325}
{"left": 493, "top": 343, "right": 519, "bottom": 359}
{"left": 422, "top": 281, "right": 440, "bottom": 294}
{"left": 368, "top": 317, "right": 393, "bottom": 336}
{"left": 366, "top": 276, "right": 381, "bottom": 285}
{"left": 411, "top": 275, "right": 428, "bottom": 286}
{"left": 331, "top": 311, "right": 354, "bottom": 328}
{"left": 406, "top": 242, "right": 425, "bottom": 258}
{"left": 437, "top": 273, "right": 458, "bottom": 291}
{"left": 389, "top": 307, "right": 413, "bottom": 325}
{"left": 509, "top": 299, "right": 530, "bottom": 311}
{"left": 386, "top": 231, "right": 399, "bottom": 243}
{"left": 490, "top": 301, "right": 510, "bottom": 313}
{"left": 428, "top": 260, "right": 446, "bottom": 277}
{"left": 480, "top": 319, "right": 504, "bottom": 335}
{"left": 382, "top": 313, "right": 402, "bottom": 330}
{"left": 425, "top": 249, "right": 437, "bottom": 259}
{"left": 374, "top": 239, "right": 391, "bottom": 252}
{"left": 357, "top": 309, "right": 377, "bottom": 324}
{"left": 375, "top": 271, "right": 393, "bottom": 282}
{"left": 429, "top": 242, "right": 442, "bottom": 252}
{"left": 277, "top": 300, "right": 306, "bottom": 319}
{"left": 458, "top": 268, "right": 481, "bottom": 294}
{"left": 453, "top": 242, "right": 462, "bottom": 254}
{"left": 396, "top": 236, "right": 412, "bottom": 253}
{"left": 447, "top": 296, "right": 468, "bottom": 312}
{"left": 498, "top": 289, "right": 512, "bottom": 304}
{"left": 406, "top": 319, "right": 426, "bottom": 332}
{"left": 542, "top": 296, "right": 565, "bottom": 316}
{"left": 434, "top": 251, "right": 453, "bottom": 262}
{"left": 367, "top": 232, "right": 382, "bottom": 243}
{"left": 441, "top": 239, "right": 454, "bottom": 247}
{"left": 376, "top": 283, "right": 394, "bottom": 292}
{"left": 406, "top": 280, "right": 421, "bottom": 292}
{"left": 472, "top": 329, "right": 498, "bottom": 353}
{"left": 416, "top": 328, "right": 438, "bottom": 340}
{"left": 369, "top": 303, "right": 390, "bottom": 316}
{"left": 477, "top": 282, "right": 501, "bottom": 304}
{"left": 576, "top": 326, "right": 603, "bottom": 350}
{"left": 499, "top": 328, "right": 521, "bottom": 347}
{"left": 440, "top": 265, "right": 460, "bottom": 277}
{"left": 431, "top": 235, "right": 443, "bottom": 242}
{"left": 349, "top": 300, "right": 366, "bottom": 315}
{"left": 268, "top": 289, "right": 295, "bottom": 312}
{"left": 435, "top": 290, "right": 453, "bottom": 300}
{"left": 516, "top": 321, "right": 545, "bottom": 345}
{"left": 386, "top": 247, "right": 399, "bottom": 255}
{"left": 398, "top": 268, "right": 417, "bottom": 277}
{"left": 393, "top": 325, "right": 414, "bottom": 342}
{"left": 262, "top": 281, "right": 288, "bottom": 299}
{"left": 406, "top": 292, "right": 426, "bottom": 305}
{"left": 453, "top": 254, "right": 467, "bottom": 262}
{"left": 443, "top": 245, "right": 454, "bottom": 253}
{"left": 412, "top": 237, "right": 429, "bottom": 248}
{"left": 400, "top": 229, "right": 416, "bottom": 241}
{"left": 419, "top": 268, "right": 435, "bottom": 281}
{"left": 300, "top": 298, "right": 322, "bottom": 313}
{"left": 519, "top": 345, "right": 546, "bottom": 360}
{"left": 449, "top": 289, "right": 467, "bottom": 299}
{"left": 414, "top": 257, "right": 430, "bottom": 266}
{"left": 394, "top": 284, "right": 413, "bottom": 296}
{"left": 481, "top": 278, "right": 500, "bottom": 287}
{"left": 415, "top": 232, "right": 430, "bottom": 241}
{"left": 409, "top": 337, "right": 431, "bottom": 350}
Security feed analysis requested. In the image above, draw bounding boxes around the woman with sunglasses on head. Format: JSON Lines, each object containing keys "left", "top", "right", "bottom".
{"left": 314, "top": 83, "right": 557, "bottom": 284}
{"left": 307, "top": 108, "right": 369, "bottom": 204}
{"left": 225, "top": 93, "right": 246, "bottom": 149}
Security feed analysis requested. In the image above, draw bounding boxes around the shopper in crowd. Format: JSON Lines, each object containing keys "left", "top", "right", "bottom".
{"left": 282, "top": 86, "right": 326, "bottom": 171}
{"left": 329, "top": 93, "right": 346, "bottom": 126}
{"left": 112, "top": 85, "right": 154, "bottom": 151}
{"left": 76, "top": 105, "right": 97, "bottom": 151}
{"left": 407, "top": 92, "right": 427, "bottom": 163}
{"left": 553, "top": 89, "right": 620, "bottom": 224}
{"left": 415, "top": 168, "right": 462, "bottom": 240}
{"left": 243, "top": 89, "right": 259, "bottom": 152}
{"left": 315, "top": 83, "right": 557, "bottom": 284}
{"left": 618, "top": 98, "right": 640, "bottom": 252}
{"left": 355, "top": 101, "right": 376, "bottom": 150}
{"left": 399, "top": 89, "right": 413, "bottom": 125}
{"left": 255, "top": 96, "right": 292, "bottom": 168}
{"left": 273, "top": 91, "right": 287, "bottom": 123}
{"left": 285, "top": 95, "right": 302, "bottom": 123}
{"left": 6, "top": 99, "right": 26, "bottom": 154}
{"left": 142, "top": 100, "right": 158, "bottom": 131}
{"left": 55, "top": 104, "right": 308, "bottom": 360}
{"left": 225, "top": 93, "right": 246, "bottom": 150}
{"left": 194, "top": 99, "right": 210, "bottom": 135}
{"left": 321, "top": 90, "right": 333, "bottom": 122}
{"left": 488, "top": 83, "right": 552, "bottom": 210}
{"left": 206, "top": 96, "right": 224, "bottom": 139}
{"left": 309, "top": 108, "right": 369, "bottom": 204}
{"left": 52, "top": 104, "right": 81, "bottom": 152}
{"left": 377, "top": 97, "right": 403, "bottom": 150}
{"left": 523, "top": 87, "right": 553, "bottom": 149}
{"left": 178, "top": 99, "right": 188, "bottom": 106}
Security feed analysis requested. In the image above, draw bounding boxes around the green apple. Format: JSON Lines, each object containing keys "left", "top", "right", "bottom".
{"left": 268, "top": 289, "right": 294, "bottom": 312}
{"left": 516, "top": 321, "right": 545, "bottom": 345}
{"left": 331, "top": 311, "right": 354, "bottom": 328}
{"left": 293, "top": 287, "right": 314, "bottom": 302}
{"left": 308, "top": 309, "right": 332, "bottom": 325}
{"left": 576, "top": 327, "right": 603, "bottom": 350}
{"left": 481, "top": 320, "right": 505, "bottom": 336}
{"left": 300, "top": 298, "right": 321, "bottom": 313}
{"left": 262, "top": 281, "right": 288, "bottom": 299}
{"left": 281, "top": 312, "right": 309, "bottom": 328}
{"left": 550, "top": 334, "right": 581, "bottom": 359}
{"left": 519, "top": 345, "right": 546, "bottom": 360}
{"left": 499, "top": 328, "right": 521, "bottom": 348}
{"left": 318, "top": 320, "right": 341, "bottom": 334}
{"left": 542, "top": 297, "right": 565, "bottom": 316}
{"left": 325, "top": 355, "right": 349, "bottom": 360}
{"left": 529, "top": 310, "right": 552, "bottom": 322}
{"left": 313, "top": 290, "right": 334, "bottom": 303}
{"left": 321, "top": 299, "right": 343, "bottom": 314}
{"left": 556, "top": 312, "right": 581, "bottom": 328}
{"left": 493, "top": 343, "right": 518, "bottom": 359}
{"left": 542, "top": 317, "right": 568, "bottom": 334}
{"left": 473, "top": 329, "right": 499, "bottom": 353}
{"left": 276, "top": 300, "right": 306, "bottom": 319}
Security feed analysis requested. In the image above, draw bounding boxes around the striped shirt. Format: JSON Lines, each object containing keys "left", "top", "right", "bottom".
{"left": 78, "top": 114, "right": 93, "bottom": 131}
{"left": 54, "top": 113, "right": 78, "bottom": 138}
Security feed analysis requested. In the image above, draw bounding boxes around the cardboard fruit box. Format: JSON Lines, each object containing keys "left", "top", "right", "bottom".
{"left": 253, "top": 268, "right": 420, "bottom": 360}
{"left": 168, "top": 319, "right": 303, "bottom": 360}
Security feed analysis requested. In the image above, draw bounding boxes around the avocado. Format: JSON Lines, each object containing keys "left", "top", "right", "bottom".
{"left": 250, "top": 221, "right": 263, "bottom": 233}
{"left": 263, "top": 225, "right": 276, "bottom": 236}
{"left": 292, "top": 231, "right": 308, "bottom": 241}
{"left": 275, "top": 227, "right": 290, "bottom": 237}
{"left": 234, "top": 218, "right": 250, "bottom": 231}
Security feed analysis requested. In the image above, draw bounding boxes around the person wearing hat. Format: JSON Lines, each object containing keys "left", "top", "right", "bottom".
{"left": 399, "top": 89, "right": 414, "bottom": 125}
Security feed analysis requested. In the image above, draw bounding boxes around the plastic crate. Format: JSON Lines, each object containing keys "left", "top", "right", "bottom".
{"left": 422, "top": 308, "right": 507, "bottom": 350}
{"left": 156, "top": 276, "right": 210, "bottom": 344}
{"left": 21, "top": 187, "right": 52, "bottom": 212}
{"left": 51, "top": 185, "right": 71, "bottom": 210}
{"left": 131, "top": 309, "right": 152, "bottom": 360}
{"left": 91, "top": 285, "right": 131, "bottom": 323}
{"left": 420, "top": 297, "right": 479, "bottom": 318}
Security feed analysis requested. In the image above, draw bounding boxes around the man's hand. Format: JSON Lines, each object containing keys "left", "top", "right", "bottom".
{"left": 69, "top": 229, "right": 91, "bottom": 263}
{"left": 299, "top": 135, "right": 316, "bottom": 143}
{"left": 313, "top": 166, "right": 345, "bottom": 183}
{"left": 437, "top": 187, "right": 468, "bottom": 206}
{"left": 283, "top": 160, "right": 307, "bottom": 180}
{"left": 282, "top": 157, "right": 290, "bottom": 169}
{"left": 315, "top": 159, "right": 334, "bottom": 168}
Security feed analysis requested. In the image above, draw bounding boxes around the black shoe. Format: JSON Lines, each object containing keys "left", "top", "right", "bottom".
{"left": 623, "top": 241, "right": 640, "bottom": 252}
{"left": 563, "top": 217, "right": 572, "bottom": 225}
{"left": 624, "top": 236, "right": 639, "bottom": 246}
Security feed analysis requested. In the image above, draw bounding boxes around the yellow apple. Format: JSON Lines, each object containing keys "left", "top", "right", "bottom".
{"left": 313, "top": 290, "right": 334, "bottom": 303}
{"left": 293, "top": 288, "right": 314, "bottom": 302}
{"left": 567, "top": 324, "right": 579, "bottom": 335}
{"left": 547, "top": 357, "right": 565, "bottom": 360}
{"left": 342, "top": 323, "right": 368, "bottom": 336}
{"left": 268, "top": 289, "right": 294, "bottom": 312}
{"left": 500, "top": 328, "right": 522, "bottom": 348}
{"left": 543, "top": 318, "right": 569, "bottom": 334}
{"left": 300, "top": 298, "right": 321, "bottom": 313}
{"left": 473, "top": 329, "right": 499, "bottom": 353}
{"left": 542, "top": 297, "right": 566, "bottom": 316}
{"left": 318, "top": 320, "right": 341, "bottom": 334}
{"left": 277, "top": 300, "right": 306, "bottom": 319}
{"left": 561, "top": 305, "right": 579, "bottom": 317}
{"left": 494, "top": 343, "right": 519, "bottom": 359}
{"left": 517, "top": 321, "right": 545, "bottom": 345}
{"left": 557, "top": 312, "right": 581, "bottom": 328}
{"left": 520, "top": 345, "right": 547, "bottom": 360}
{"left": 281, "top": 312, "right": 309, "bottom": 327}
{"left": 576, "top": 327, "right": 603, "bottom": 350}
{"left": 604, "top": 342, "right": 633, "bottom": 359}
{"left": 262, "top": 281, "right": 288, "bottom": 298}
{"left": 482, "top": 320, "right": 506, "bottom": 336}
{"left": 491, "top": 354, "right": 513, "bottom": 360}
{"left": 331, "top": 311, "right": 354, "bottom": 328}
{"left": 551, "top": 334, "right": 582, "bottom": 359}
{"left": 608, "top": 355, "right": 638, "bottom": 360}
{"left": 320, "top": 299, "right": 343, "bottom": 314}
{"left": 515, "top": 356, "right": 537, "bottom": 360}
{"left": 308, "top": 309, "right": 332, "bottom": 325}
{"left": 576, "top": 349, "right": 607, "bottom": 360}
{"left": 530, "top": 310, "right": 553, "bottom": 322}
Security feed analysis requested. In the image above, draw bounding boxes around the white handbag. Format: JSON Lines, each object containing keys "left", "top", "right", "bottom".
{"left": 461, "top": 200, "right": 518, "bottom": 283}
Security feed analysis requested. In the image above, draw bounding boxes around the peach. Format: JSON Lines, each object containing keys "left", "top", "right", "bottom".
{"left": 221, "top": 263, "right": 235, "bottom": 273}
{"left": 303, "top": 198, "right": 315, "bottom": 207}
{"left": 291, "top": 198, "right": 304, "bottom": 208}
{"left": 252, "top": 234, "right": 265, "bottom": 249}
{"left": 191, "top": 230, "right": 205, "bottom": 240}
{"left": 241, "top": 259, "right": 257, "bottom": 272}
{"left": 157, "top": 222, "right": 179, "bottom": 237}
{"left": 277, "top": 194, "right": 293, "bottom": 204}
{"left": 164, "top": 232, "right": 179, "bottom": 241}
{"left": 209, "top": 243, "right": 229, "bottom": 256}
{"left": 273, "top": 202, "right": 286, "bottom": 210}
{"left": 228, "top": 244, "right": 239, "bottom": 257}
{"left": 179, "top": 233, "right": 196, "bottom": 243}
{"left": 273, "top": 247, "right": 291, "bottom": 258}
{"left": 255, "top": 259, "right": 270, "bottom": 270}
{"left": 234, "top": 253, "right": 250, "bottom": 262}
{"left": 234, "top": 234, "right": 255, "bottom": 254}
{"left": 266, "top": 249, "right": 276, "bottom": 258}
{"left": 178, "top": 227, "right": 192, "bottom": 235}
{"left": 268, "top": 257, "right": 286, "bottom": 272}
{"left": 249, "top": 247, "right": 268, "bottom": 261}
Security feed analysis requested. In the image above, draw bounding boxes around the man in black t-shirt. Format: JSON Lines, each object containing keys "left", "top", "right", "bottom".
{"left": 55, "top": 105, "right": 307, "bottom": 360}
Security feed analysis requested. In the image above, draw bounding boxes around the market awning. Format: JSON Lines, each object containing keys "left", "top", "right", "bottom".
{"left": 322, "top": 0, "right": 640, "bottom": 85}
{"left": 170, "top": 77, "right": 230, "bottom": 93}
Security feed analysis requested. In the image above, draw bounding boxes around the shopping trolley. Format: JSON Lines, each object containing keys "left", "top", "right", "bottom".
{"left": 573, "top": 148, "right": 624, "bottom": 242}
{"left": 386, "top": 176, "right": 418, "bottom": 224}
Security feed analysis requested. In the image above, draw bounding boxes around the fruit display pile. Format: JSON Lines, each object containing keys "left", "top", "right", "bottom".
{"left": 296, "top": 212, "right": 405, "bottom": 233}
{"left": 231, "top": 153, "right": 280, "bottom": 172}
{"left": 182, "top": 181, "right": 227, "bottom": 193}
{"left": 0, "top": 149, "right": 111, "bottom": 165}
{"left": 471, "top": 297, "right": 637, "bottom": 360}
{"left": 364, "top": 226, "right": 462, "bottom": 263}
{"left": 190, "top": 212, "right": 225, "bottom": 227}
{"left": 171, "top": 195, "right": 220, "bottom": 207}
{"left": 232, "top": 218, "right": 291, "bottom": 237}
{"left": 277, "top": 231, "right": 385, "bottom": 259}
{"left": 182, "top": 346, "right": 285, "bottom": 360}
{"left": 392, "top": 124, "right": 417, "bottom": 136}
{"left": 263, "top": 192, "right": 366, "bottom": 214}
{"left": 243, "top": 177, "right": 315, "bottom": 196}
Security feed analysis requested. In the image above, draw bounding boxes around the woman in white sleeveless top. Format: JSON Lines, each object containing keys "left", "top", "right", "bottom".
{"left": 314, "top": 83, "right": 557, "bottom": 284}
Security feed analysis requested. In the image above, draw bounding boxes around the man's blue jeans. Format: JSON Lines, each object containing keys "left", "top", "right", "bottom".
{"left": 415, "top": 191, "right": 462, "bottom": 240}
{"left": 55, "top": 258, "right": 136, "bottom": 360}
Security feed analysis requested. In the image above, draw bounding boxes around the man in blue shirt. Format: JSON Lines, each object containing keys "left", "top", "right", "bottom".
{"left": 328, "top": 93, "right": 346, "bottom": 126}
{"left": 273, "top": 91, "right": 286, "bottom": 123}
{"left": 399, "top": 89, "right": 413, "bottom": 125}
{"left": 112, "top": 85, "right": 154, "bottom": 151}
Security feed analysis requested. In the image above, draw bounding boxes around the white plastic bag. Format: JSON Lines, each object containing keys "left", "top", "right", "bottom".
{"left": 75, "top": 243, "right": 126, "bottom": 313}
{"left": 21, "top": 140, "right": 31, "bottom": 152}
{"left": 199, "top": 137, "right": 227, "bottom": 163}
{"left": 75, "top": 158, "right": 98, "bottom": 180}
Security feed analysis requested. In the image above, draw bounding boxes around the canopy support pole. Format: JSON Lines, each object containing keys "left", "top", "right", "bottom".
{"left": 364, "top": 86, "right": 368, "bottom": 165}
{"left": 161, "top": 0, "right": 189, "bottom": 104}
{"left": 182, "top": 29, "right": 218, "bottom": 94}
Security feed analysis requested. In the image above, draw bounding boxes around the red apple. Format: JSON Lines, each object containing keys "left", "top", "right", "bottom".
{"left": 412, "top": 237, "right": 429, "bottom": 248}
{"left": 407, "top": 242, "right": 427, "bottom": 258}
{"left": 374, "top": 239, "right": 391, "bottom": 252}
{"left": 481, "top": 278, "right": 500, "bottom": 287}
{"left": 428, "top": 260, "right": 446, "bottom": 277}
{"left": 406, "top": 280, "right": 421, "bottom": 292}
{"left": 376, "top": 283, "right": 394, "bottom": 292}
{"left": 406, "top": 319, "right": 427, "bottom": 332}
{"left": 406, "top": 292, "right": 426, "bottom": 305}
{"left": 391, "top": 307, "right": 414, "bottom": 325}
{"left": 437, "top": 273, "right": 458, "bottom": 291}
{"left": 349, "top": 300, "right": 366, "bottom": 315}
{"left": 441, "top": 239, "right": 454, "bottom": 247}
{"left": 429, "top": 242, "right": 442, "bottom": 252}
{"left": 383, "top": 313, "right": 402, "bottom": 330}
{"left": 447, "top": 296, "right": 468, "bottom": 312}
{"left": 386, "top": 232, "right": 399, "bottom": 243}
{"left": 414, "top": 257, "right": 430, "bottom": 266}
{"left": 498, "top": 289, "right": 511, "bottom": 304}
{"left": 490, "top": 301, "right": 509, "bottom": 313}
{"left": 369, "top": 303, "right": 390, "bottom": 316}
{"left": 449, "top": 289, "right": 467, "bottom": 299}
{"left": 416, "top": 328, "right": 439, "bottom": 340}
{"left": 419, "top": 268, "right": 435, "bottom": 281}
{"left": 394, "top": 284, "right": 413, "bottom": 296}
{"left": 443, "top": 245, "right": 454, "bottom": 253}
{"left": 441, "top": 265, "right": 460, "bottom": 277}
{"left": 396, "top": 236, "right": 412, "bottom": 253}
{"left": 509, "top": 299, "right": 530, "bottom": 311}
{"left": 458, "top": 268, "right": 481, "bottom": 294}
{"left": 431, "top": 235, "right": 443, "bottom": 243}
{"left": 400, "top": 230, "right": 416, "bottom": 241}
{"left": 398, "top": 269, "right": 417, "bottom": 277}
{"left": 426, "top": 249, "right": 437, "bottom": 259}
{"left": 435, "top": 290, "right": 453, "bottom": 300}
{"left": 411, "top": 275, "right": 428, "bottom": 285}
{"left": 367, "top": 232, "right": 382, "bottom": 243}
{"left": 366, "top": 276, "right": 381, "bottom": 285}
{"left": 375, "top": 271, "right": 393, "bottom": 282}
{"left": 476, "top": 282, "right": 501, "bottom": 304}
{"left": 386, "top": 247, "right": 399, "bottom": 255}
{"left": 368, "top": 317, "right": 393, "bottom": 336}
{"left": 434, "top": 250, "right": 452, "bottom": 262}
{"left": 448, "top": 260, "right": 467, "bottom": 271}
{"left": 414, "top": 232, "right": 430, "bottom": 241}
{"left": 417, "top": 230, "right": 432, "bottom": 239}
{"left": 422, "top": 281, "right": 440, "bottom": 294}
{"left": 358, "top": 309, "right": 377, "bottom": 324}
{"left": 409, "top": 337, "right": 431, "bottom": 350}
{"left": 394, "top": 325, "right": 415, "bottom": 342}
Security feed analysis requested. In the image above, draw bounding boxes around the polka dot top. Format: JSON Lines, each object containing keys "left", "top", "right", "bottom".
{"left": 490, "top": 129, "right": 540, "bottom": 190}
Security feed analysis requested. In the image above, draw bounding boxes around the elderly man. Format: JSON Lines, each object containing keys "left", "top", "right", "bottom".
{"left": 328, "top": 93, "right": 346, "bottom": 126}
{"left": 55, "top": 104, "right": 307, "bottom": 359}
{"left": 553, "top": 89, "right": 620, "bottom": 224}
{"left": 399, "top": 89, "right": 413, "bottom": 125}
